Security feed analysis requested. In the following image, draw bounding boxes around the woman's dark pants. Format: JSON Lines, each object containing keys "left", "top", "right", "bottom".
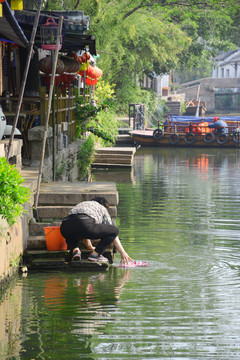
{"left": 60, "top": 214, "right": 119, "bottom": 254}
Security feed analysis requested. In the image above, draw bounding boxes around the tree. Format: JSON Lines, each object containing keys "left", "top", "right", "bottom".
{"left": 44, "top": 0, "right": 240, "bottom": 111}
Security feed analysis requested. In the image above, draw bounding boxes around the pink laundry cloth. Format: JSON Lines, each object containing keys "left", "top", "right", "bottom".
{"left": 117, "top": 260, "right": 148, "bottom": 268}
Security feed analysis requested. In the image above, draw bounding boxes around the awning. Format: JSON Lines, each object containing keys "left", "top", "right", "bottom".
{"left": 14, "top": 10, "right": 96, "bottom": 55}
{"left": 0, "top": 1, "right": 28, "bottom": 47}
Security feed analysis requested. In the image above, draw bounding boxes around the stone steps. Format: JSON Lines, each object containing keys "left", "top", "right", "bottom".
{"left": 23, "top": 250, "right": 110, "bottom": 270}
{"left": 27, "top": 234, "right": 103, "bottom": 250}
{"left": 92, "top": 147, "right": 136, "bottom": 167}
{"left": 34, "top": 205, "right": 117, "bottom": 221}
{"left": 96, "top": 147, "right": 135, "bottom": 155}
{"left": 115, "top": 134, "right": 134, "bottom": 146}
{"left": 37, "top": 181, "right": 119, "bottom": 205}
{"left": 94, "top": 154, "right": 133, "bottom": 164}
{"left": 118, "top": 127, "right": 131, "bottom": 134}
{"left": 165, "top": 101, "right": 181, "bottom": 116}
{"left": 24, "top": 180, "right": 118, "bottom": 269}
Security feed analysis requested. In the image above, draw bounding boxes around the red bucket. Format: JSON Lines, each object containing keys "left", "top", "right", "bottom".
{"left": 44, "top": 226, "right": 67, "bottom": 251}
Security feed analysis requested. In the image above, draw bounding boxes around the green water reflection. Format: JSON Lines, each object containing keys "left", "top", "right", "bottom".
{"left": 1, "top": 147, "right": 240, "bottom": 359}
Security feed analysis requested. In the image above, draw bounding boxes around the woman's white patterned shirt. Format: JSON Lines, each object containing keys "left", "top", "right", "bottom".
{"left": 69, "top": 201, "right": 112, "bottom": 224}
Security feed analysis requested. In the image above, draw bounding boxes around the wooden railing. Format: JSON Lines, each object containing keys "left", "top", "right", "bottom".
{"left": 40, "top": 86, "right": 76, "bottom": 144}
{"left": 0, "top": 86, "right": 79, "bottom": 145}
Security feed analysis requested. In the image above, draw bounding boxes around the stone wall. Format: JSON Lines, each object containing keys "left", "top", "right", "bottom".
{"left": 0, "top": 180, "right": 35, "bottom": 291}
{"left": 0, "top": 276, "right": 23, "bottom": 358}
{"left": 28, "top": 126, "right": 85, "bottom": 182}
{"left": 0, "top": 139, "right": 22, "bottom": 169}
{"left": 176, "top": 77, "right": 240, "bottom": 113}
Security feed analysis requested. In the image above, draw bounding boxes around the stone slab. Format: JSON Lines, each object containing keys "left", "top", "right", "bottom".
{"left": 27, "top": 236, "right": 47, "bottom": 250}
{"left": 25, "top": 242, "right": 114, "bottom": 263}
{"left": 92, "top": 163, "right": 132, "bottom": 168}
{"left": 30, "top": 258, "right": 67, "bottom": 269}
{"left": 96, "top": 147, "right": 136, "bottom": 155}
{"left": 36, "top": 205, "right": 117, "bottom": 220}
{"left": 94, "top": 155, "right": 133, "bottom": 164}
{"left": 24, "top": 249, "right": 68, "bottom": 259}
{"left": 24, "top": 254, "right": 109, "bottom": 270}
{"left": 37, "top": 181, "right": 119, "bottom": 205}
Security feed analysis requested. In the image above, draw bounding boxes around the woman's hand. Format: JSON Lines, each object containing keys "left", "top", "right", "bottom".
{"left": 113, "top": 236, "right": 133, "bottom": 264}
{"left": 120, "top": 250, "right": 133, "bottom": 264}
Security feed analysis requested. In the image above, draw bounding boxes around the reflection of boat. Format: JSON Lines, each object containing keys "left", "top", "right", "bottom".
{"left": 130, "top": 115, "right": 240, "bottom": 148}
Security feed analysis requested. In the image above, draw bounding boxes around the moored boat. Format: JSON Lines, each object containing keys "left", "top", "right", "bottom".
{"left": 130, "top": 115, "right": 240, "bottom": 148}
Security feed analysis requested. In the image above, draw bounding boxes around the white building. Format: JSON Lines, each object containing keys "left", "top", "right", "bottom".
{"left": 212, "top": 49, "right": 240, "bottom": 79}
{"left": 140, "top": 72, "right": 169, "bottom": 96}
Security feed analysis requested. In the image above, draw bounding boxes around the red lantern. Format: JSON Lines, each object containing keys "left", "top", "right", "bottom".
{"left": 84, "top": 65, "right": 102, "bottom": 80}
{"left": 61, "top": 73, "right": 75, "bottom": 89}
{"left": 85, "top": 52, "right": 91, "bottom": 60}
{"left": 60, "top": 56, "right": 80, "bottom": 73}
{"left": 38, "top": 57, "right": 65, "bottom": 74}
{"left": 45, "top": 74, "right": 62, "bottom": 89}
{"left": 85, "top": 76, "right": 98, "bottom": 86}
{"left": 85, "top": 65, "right": 94, "bottom": 77}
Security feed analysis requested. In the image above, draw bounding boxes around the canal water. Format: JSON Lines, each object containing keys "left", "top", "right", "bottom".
{"left": 1, "top": 147, "right": 240, "bottom": 359}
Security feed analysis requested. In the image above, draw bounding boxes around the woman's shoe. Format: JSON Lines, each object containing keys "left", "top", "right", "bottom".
{"left": 88, "top": 253, "right": 108, "bottom": 262}
{"left": 72, "top": 249, "right": 81, "bottom": 261}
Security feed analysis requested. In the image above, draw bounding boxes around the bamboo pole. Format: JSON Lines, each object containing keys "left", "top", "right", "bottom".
{"left": 195, "top": 84, "right": 201, "bottom": 117}
{"left": 34, "top": 16, "right": 63, "bottom": 215}
{"left": 52, "top": 50, "right": 56, "bottom": 181}
{"left": 6, "top": 0, "right": 44, "bottom": 161}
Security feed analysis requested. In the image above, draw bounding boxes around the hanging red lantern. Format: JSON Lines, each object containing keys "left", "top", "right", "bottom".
{"left": 92, "top": 66, "right": 103, "bottom": 79}
{"left": 60, "top": 56, "right": 80, "bottom": 73}
{"left": 85, "top": 65, "right": 94, "bottom": 77}
{"left": 85, "top": 65, "right": 102, "bottom": 80}
{"left": 38, "top": 57, "right": 65, "bottom": 74}
{"left": 61, "top": 73, "right": 76, "bottom": 89}
{"left": 85, "top": 76, "right": 97, "bottom": 86}
{"left": 45, "top": 74, "right": 62, "bottom": 89}
{"left": 85, "top": 52, "right": 91, "bottom": 60}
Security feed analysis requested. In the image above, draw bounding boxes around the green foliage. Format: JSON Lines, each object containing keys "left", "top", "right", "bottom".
{"left": 94, "top": 78, "right": 116, "bottom": 103}
{"left": 150, "top": 98, "right": 170, "bottom": 126}
{"left": 75, "top": 91, "right": 108, "bottom": 137}
{"left": 46, "top": 0, "right": 240, "bottom": 111}
{"left": 89, "top": 107, "right": 119, "bottom": 145}
{"left": 0, "top": 157, "right": 31, "bottom": 226}
{"left": 75, "top": 80, "right": 119, "bottom": 145}
{"left": 77, "top": 135, "right": 95, "bottom": 180}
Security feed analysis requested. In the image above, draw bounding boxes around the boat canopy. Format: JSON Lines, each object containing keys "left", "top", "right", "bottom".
{"left": 168, "top": 116, "right": 240, "bottom": 124}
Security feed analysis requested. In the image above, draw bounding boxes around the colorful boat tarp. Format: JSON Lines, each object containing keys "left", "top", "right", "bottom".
{"left": 167, "top": 116, "right": 240, "bottom": 124}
